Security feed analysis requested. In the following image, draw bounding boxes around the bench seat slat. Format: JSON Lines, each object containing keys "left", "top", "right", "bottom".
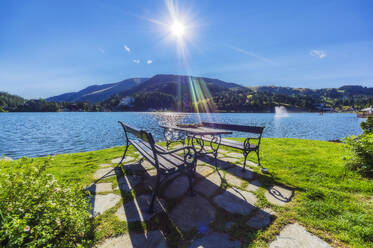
{"left": 130, "top": 139, "right": 184, "bottom": 172}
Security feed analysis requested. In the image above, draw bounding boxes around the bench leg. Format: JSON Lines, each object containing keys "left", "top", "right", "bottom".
{"left": 188, "top": 165, "right": 196, "bottom": 196}
{"left": 119, "top": 145, "right": 129, "bottom": 165}
{"left": 148, "top": 173, "right": 161, "bottom": 214}
{"left": 256, "top": 150, "right": 261, "bottom": 167}
{"left": 242, "top": 152, "right": 249, "bottom": 171}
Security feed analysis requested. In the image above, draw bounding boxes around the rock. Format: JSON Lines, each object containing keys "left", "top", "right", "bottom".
{"left": 94, "top": 167, "right": 116, "bottom": 180}
{"left": 265, "top": 185, "right": 293, "bottom": 206}
{"left": 115, "top": 195, "right": 166, "bottom": 222}
{"left": 163, "top": 176, "right": 190, "bottom": 198}
{"left": 246, "top": 179, "right": 262, "bottom": 192}
{"left": 213, "top": 188, "right": 257, "bottom": 215}
{"left": 112, "top": 156, "right": 135, "bottom": 164}
{"left": 194, "top": 172, "right": 222, "bottom": 197}
{"left": 115, "top": 175, "right": 141, "bottom": 192}
{"left": 90, "top": 193, "right": 121, "bottom": 216}
{"left": 195, "top": 165, "right": 214, "bottom": 179}
{"left": 170, "top": 195, "right": 216, "bottom": 231}
{"left": 224, "top": 173, "right": 245, "bottom": 187}
{"left": 269, "top": 223, "right": 331, "bottom": 248}
{"left": 189, "top": 232, "right": 241, "bottom": 248}
{"left": 246, "top": 208, "right": 275, "bottom": 229}
{"left": 98, "top": 230, "right": 167, "bottom": 248}
{"left": 86, "top": 183, "right": 112, "bottom": 194}
{"left": 99, "top": 163, "right": 112, "bottom": 168}
{"left": 227, "top": 166, "right": 254, "bottom": 181}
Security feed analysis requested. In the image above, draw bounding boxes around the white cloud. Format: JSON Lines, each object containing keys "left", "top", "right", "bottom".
{"left": 310, "top": 50, "right": 326, "bottom": 58}
{"left": 98, "top": 48, "right": 105, "bottom": 54}
{"left": 146, "top": 60, "right": 152, "bottom": 64}
{"left": 133, "top": 59, "right": 140, "bottom": 64}
{"left": 124, "top": 45, "right": 131, "bottom": 52}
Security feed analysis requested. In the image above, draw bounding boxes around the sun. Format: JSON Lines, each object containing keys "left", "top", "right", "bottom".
{"left": 170, "top": 21, "right": 186, "bottom": 38}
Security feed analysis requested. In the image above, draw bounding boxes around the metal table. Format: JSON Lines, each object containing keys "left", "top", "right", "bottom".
{"left": 160, "top": 125, "right": 232, "bottom": 167}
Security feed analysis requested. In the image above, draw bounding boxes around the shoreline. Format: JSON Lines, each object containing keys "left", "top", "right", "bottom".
{"left": 1, "top": 137, "right": 345, "bottom": 161}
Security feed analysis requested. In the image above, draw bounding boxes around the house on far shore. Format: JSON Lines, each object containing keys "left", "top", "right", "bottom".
{"left": 357, "top": 106, "right": 373, "bottom": 118}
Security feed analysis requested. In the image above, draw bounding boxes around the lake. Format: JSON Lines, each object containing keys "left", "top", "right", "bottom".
{"left": 0, "top": 112, "right": 364, "bottom": 159}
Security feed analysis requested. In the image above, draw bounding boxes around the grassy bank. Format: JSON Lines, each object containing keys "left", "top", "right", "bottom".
{"left": 1, "top": 138, "right": 372, "bottom": 247}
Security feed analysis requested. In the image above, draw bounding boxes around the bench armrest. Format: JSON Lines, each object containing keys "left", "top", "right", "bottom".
{"left": 244, "top": 137, "right": 261, "bottom": 149}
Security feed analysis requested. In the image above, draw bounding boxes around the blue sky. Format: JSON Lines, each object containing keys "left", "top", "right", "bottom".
{"left": 1, "top": 0, "right": 373, "bottom": 99}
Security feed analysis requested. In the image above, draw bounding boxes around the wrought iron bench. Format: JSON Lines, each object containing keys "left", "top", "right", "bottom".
{"left": 194, "top": 122, "right": 265, "bottom": 171}
{"left": 118, "top": 121, "right": 197, "bottom": 213}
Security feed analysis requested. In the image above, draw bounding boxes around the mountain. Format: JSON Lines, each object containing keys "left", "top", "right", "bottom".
{"left": 46, "top": 78, "right": 148, "bottom": 103}
{"left": 104, "top": 74, "right": 248, "bottom": 112}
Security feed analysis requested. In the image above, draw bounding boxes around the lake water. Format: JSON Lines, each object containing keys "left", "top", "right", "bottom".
{"left": 0, "top": 112, "right": 364, "bottom": 159}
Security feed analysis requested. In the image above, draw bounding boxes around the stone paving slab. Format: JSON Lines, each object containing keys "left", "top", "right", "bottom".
{"left": 170, "top": 195, "right": 216, "bottom": 231}
{"left": 143, "top": 169, "right": 180, "bottom": 190}
{"left": 98, "top": 230, "right": 167, "bottom": 248}
{"left": 194, "top": 172, "right": 222, "bottom": 197}
{"left": 94, "top": 167, "right": 116, "bottom": 180}
{"left": 99, "top": 163, "right": 112, "bottom": 168}
{"left": 189, "top": 232, "right": 241, "bottom": 248}
{"left": 115, "top": 195, "right": 166, "bottom": 222}
{"left": 86, "top": 183, "right": 112, "bottom": 194}
{"left": 220, "top": 157, "right": 240, "bottom": 164}
{"left": 226, "top": 152, "right": 243, "bottom": 158}
{"left": 124, "top": 160, "right": 154, "bottom": 172}
{"left": 269, "top": 223, "right": 331, "bottom": 248}
{"left": 0, "top": 156, "right": 13, "bottom": 161}
{"left": 90, "top": 193, "right": 121, "bottom": 216}
{"left": 115, "top": 175, "right": 141, "bottom": 192}
{"left": 227, "top": 166, "right": 254, "bottom": 181}
{"left": 247, "top": 208, "right": 275, "bottom": 229}
{"left": 246, "top": 179, "right": 262, "bottom": 192}
{"left": 163, "top": 176, "right": 190, "bottom": 199}
{"left": 224, "top": 172, "right": 244, "bottom": 187}
{"left": 195, "top": 165, "right": 214, "bottom": 178}
{"left": 246, "top": 160, "right": 258, "bottom": 167}
{"left": 213, "top": 188, "right": 257, "bottom": 215}
{"left": 112, "top": 156, "right": 135, "bottom": 164}
{"left": 265, "top": 185, "right": 293, "bottom": 206}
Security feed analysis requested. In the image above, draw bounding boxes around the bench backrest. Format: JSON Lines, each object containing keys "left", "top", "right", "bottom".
{"left": 118, "top": 121, "right": 156, "bottom": 147}
{"left": 201, "top": 122, "right": 264, "bottom": 134}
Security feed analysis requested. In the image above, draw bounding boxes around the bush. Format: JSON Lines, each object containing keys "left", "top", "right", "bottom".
{"left": 0, "top": 159, "right": 93, "bottom": 247}
{"left": 361, "top": 116, "right": 373, "bottom": 134}
{"left": 344, "top": 133, "right": 373, "bottom": 176}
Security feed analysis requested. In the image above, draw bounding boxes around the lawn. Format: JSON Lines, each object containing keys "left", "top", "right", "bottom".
{"left": 1, "top": 138, "right": 372, "bottom": 247}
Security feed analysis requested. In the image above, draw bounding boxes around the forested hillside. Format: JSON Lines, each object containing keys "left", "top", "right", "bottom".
{"left": 2, "top": 75, "right": 373, "bottom": 112}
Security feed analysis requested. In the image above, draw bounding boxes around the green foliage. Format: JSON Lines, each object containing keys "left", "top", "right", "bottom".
{"left": 361, "top": 116, "right": 373, "bottom": 134}
{"left": 0, "top": 92, "right": 25, "bottom": 111}
{"left": 0, "top": 159, "right": 93, "bottom": 247}
{"left": 344, "top": 134, "right": 373, "bottom": 176}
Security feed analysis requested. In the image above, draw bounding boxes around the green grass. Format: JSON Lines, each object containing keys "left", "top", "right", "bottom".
{"left": 1, "top": 138, "right": 372, "bottom": 247}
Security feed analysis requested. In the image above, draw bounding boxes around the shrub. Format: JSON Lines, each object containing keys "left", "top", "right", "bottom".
{"left": 0, "top": 159, "right": 93, "bottom": 247}
{"left": 344, "top": 133, "right": 373, "bottom": 176}
{"left": 361, "top": 116, "right": 373, "bottom": 134}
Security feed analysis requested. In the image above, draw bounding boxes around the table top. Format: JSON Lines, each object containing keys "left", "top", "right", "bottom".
{"left": 160, "top": 125, "right": 233, "bottom": 135}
